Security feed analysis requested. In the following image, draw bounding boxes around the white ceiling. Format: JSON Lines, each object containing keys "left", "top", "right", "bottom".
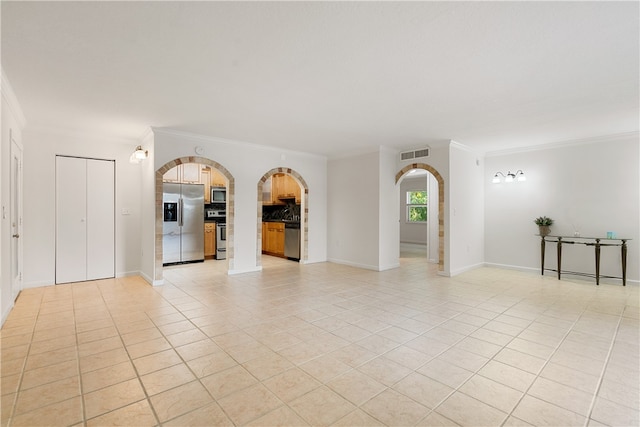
{"left": 2, "top": 1, "right": 638, "bottom": 157}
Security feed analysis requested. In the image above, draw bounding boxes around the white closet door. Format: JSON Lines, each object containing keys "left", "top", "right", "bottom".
{"left": 87, "top": 159, "right": 115, "bottom": 280}
{"left": 56, "top": 156, "right": 115, "bottom": 284}
{"left": 56, "top": 156, "right": 88, "bottom": 284}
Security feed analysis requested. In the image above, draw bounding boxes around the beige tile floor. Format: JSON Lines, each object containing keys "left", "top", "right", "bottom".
{"left": 1, "top": 246, "right": 638, "bottom": 426}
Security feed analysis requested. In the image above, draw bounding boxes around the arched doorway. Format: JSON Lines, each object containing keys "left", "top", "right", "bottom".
{"left": 154, "top": 157, "right": 234, "bottom": 282}
{"left": 396, "top": 163, "right": 444, "bottom": 272}
{"left": 257, "top": 167, "right": 309, "bottom": 266}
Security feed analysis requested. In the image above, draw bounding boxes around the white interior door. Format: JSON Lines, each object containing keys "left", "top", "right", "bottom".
{"left": 10, "top": 137, "right": 23, "bottom": 300}
{"left": 56, "top": 156, "right": 88, "bottom": 284}
{"left": 87, "top": 159, "right": 115, "bottom": 280}
{"left": 56, "top": 156, "right": 115, "bottom": 284}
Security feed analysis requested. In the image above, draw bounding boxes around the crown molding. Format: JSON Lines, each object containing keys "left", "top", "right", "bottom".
{"left": 137, "top": 127, "right": 154, "bottom": 143}
{"left": 485, "top": 131, "right": 640, "bottom": 157}
{"left": 1, "top": 69, "right": 27, "bottom": 128}
{"left": 151, "top": 127, "right": 327, "bottom": 160}
{"left": 449, "top": 140, "right": 483, "bottom": 155}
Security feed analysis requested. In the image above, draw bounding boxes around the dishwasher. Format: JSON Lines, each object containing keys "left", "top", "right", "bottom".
{"left": 284, "top": 222, "right": 300, "bottom": 261}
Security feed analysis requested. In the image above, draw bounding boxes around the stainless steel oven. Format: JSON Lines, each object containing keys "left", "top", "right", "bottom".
{"left": 216, "top": 223, "right": 226, "bottom": 259}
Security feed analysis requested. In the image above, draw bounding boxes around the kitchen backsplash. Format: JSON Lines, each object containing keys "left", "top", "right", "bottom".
{"left": 263, "top": 202, "right": 301, "bottom": 222}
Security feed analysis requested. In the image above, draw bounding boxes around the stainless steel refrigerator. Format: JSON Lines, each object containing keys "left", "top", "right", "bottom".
{"left": 163, "top": 183, "right": 204, "bottom": 265}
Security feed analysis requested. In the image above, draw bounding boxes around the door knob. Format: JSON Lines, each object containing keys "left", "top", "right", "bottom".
{"left": 12, "top": 234, "right": 19, "bottom": 238}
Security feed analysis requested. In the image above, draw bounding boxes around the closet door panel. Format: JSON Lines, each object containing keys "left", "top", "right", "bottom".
{"left": 87, "top": 159, "right": 115, "bottom": 280}
{"left": 56, "top": 156, "right": 88, "bottom": 284}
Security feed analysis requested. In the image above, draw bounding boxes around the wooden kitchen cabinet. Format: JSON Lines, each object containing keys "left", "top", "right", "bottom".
{"left": 163, "top": 163, "right": 206, "bottom": 185}
{"left": 201, "top": 169, "right": 211, "bottom": 203}
{"left": 262, "top": 222, "right": 268, "bottom": 252}
{"left": 204, "top": 223, "right": 216, "bottom": 259}
{"left": 181, "top": 163, "right": 201, "bottom": 183}
{"left": 270, "top": 174, "right": 301, "bottom": 205}
{"left": 271, "top": 174, "right": 285, "bottom": 204}
{"left": 284, "top": 175, "right": 302, "bottom": 203}
{"left": 164, "top": 164, "right": 213, "bottom": 202}
{"left": 211, "top": 169, "right": 226, "bottom": 187}
{"left": 163, "top": 166, "right": 180, "bottom": 182}
{"left": 262, "top": 222, "right": 285, "bottom": 256}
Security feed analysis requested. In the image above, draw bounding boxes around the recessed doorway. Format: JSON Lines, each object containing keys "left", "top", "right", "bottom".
{"left": 257, "top": 168, "right": 309, "bottom": 268}
{"left": 155, "top": 157, "right": 234, "bottom": 283}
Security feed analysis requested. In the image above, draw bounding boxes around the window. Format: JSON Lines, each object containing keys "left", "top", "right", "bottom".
{"left": 406, "top": 190, "right": 427, "bottom": 222}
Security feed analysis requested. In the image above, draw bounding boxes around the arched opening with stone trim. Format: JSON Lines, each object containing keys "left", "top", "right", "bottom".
{"left": 396, "top": 163, "right": 445, "bottom": 272}
{"left": 257, "top": 168, "right": 309, "bottom": 266}
{"left": 154, "top": 157, "right": 235, "bottom": 282}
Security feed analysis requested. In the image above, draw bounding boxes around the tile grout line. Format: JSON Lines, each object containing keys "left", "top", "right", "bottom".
{"left": 323, "top": 295, "right": 528, "bottom": 426}
{"left": 4, "top": 290, "right": 43, "bottom": 427}
{"left": 499, "top": 301, "right": 601, "bottom": 427}
{"left": 70, "top": 285, "right": 87, "bottom": 427}
{"left": 144, "top": 282, "right": 284, "bottom": 426}
{"left": 582, "top": 312, "right": 624, "bottom": 427}
{"left": 97, "top": 279, "right": 163, "bottom": 427}
{"left": 422, "top": 296, "right": 533, "bottom": 426}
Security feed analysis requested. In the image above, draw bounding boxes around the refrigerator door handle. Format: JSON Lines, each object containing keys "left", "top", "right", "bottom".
{"left": 178, "top": 198, "right": 184, "bottom": 226}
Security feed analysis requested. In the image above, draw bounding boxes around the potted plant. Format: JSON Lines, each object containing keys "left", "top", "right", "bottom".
{"left": 534, "top": 216, "right": 554, "bottom": 236}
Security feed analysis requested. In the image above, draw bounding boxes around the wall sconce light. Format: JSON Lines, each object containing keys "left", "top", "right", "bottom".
{"left": 492, "top": 170, "right": 525, "bottom": 183}
{"left": 129, "top": 146, "right": 148, "bottom": 164}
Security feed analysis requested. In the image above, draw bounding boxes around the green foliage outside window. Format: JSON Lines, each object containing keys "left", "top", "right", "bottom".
{"left": 407, "top": 191, "right": 427, "bottom": 222}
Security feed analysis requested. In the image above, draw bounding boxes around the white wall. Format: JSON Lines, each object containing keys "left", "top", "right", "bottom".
{"left": 149, "top": 128, "right": 327, "bottom": 277}
{"left": 22, "top": 128, "right": 143, "bottom": 288}
{"left": 485, "top": 134, "right": 639, "bottom": 284}
{"left": 378, "top": 147, "right": 400, "bottom": 271}
{"left": 449, "top": 142, "right": 485, "bottom": 275}
{"left": 428, "top": 173, "right": 439, "bottom": 263}
{"left": 1, "top": 72, "right": 27, "bottom": 324}
{"left": 139, "top": 129, "right": 156, "bottom": 284}
{"left": 327, "top": 151, "right": 380, "bottom": 269}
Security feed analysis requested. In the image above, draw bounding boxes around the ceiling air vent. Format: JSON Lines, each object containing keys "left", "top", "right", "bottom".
{"left": 400, "top": 147, "right": 430, "bottom": 161}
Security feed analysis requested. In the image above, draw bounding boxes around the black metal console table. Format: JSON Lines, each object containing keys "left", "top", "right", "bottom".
{"left": 540, "top": 235, "right": 630, "bottom": 286}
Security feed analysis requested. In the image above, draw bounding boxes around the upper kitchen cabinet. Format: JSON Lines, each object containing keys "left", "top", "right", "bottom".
{"left": 269, "top": 173, "right": 301, "bottom": 205}
{"left": 199, "top": 166, "right": 226, "bottom": 203}
{"left": 211, "top": 169, "right": 226, "bottom": 187}
{"left": 200, "top": 168, "right": 211, "bottom": 203}
{"left": 162, "top": 163, "right": 201, "bottom": 184}
{"left": 163, "top": 164, "right": 217, "bottom": 202}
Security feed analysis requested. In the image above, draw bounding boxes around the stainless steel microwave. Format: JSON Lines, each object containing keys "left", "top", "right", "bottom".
{"left": 211, "top": 187, "right": 226, "bottom": 202}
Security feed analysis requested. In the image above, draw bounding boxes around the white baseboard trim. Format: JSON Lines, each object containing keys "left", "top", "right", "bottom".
{"left": 1, "top": 301, "right": 14, "bottom": 327}
{"left": 449, "top": 262, "right": 484, "bottom": 276}
{"left": 139, "top": 271, "right": 164, "bottom": 286}
{"left": 327, "top": 258, "right": 379, "bottom": 271}
{"left": 300, "top": 258, "right": 328, "bottom": 265}
{"left": 116, "top": 271, "right": 141, "bottom": 278}
{"left": 379, "top": 263, "right": 400, "bottom": 271}
{"left": 23, "top": 280, "right": 55, "bottom": 289}
{"left": 327, "top": 258, "right": 398, "bottom": 272}
{"left": 484, "top": 263, "right": 639, "bottom": 286}
{"left": 228, "top": 266, "right": 262, "bottom": 275}
{"left": 484, "top": 263, "right": 539, "bottom": 274}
